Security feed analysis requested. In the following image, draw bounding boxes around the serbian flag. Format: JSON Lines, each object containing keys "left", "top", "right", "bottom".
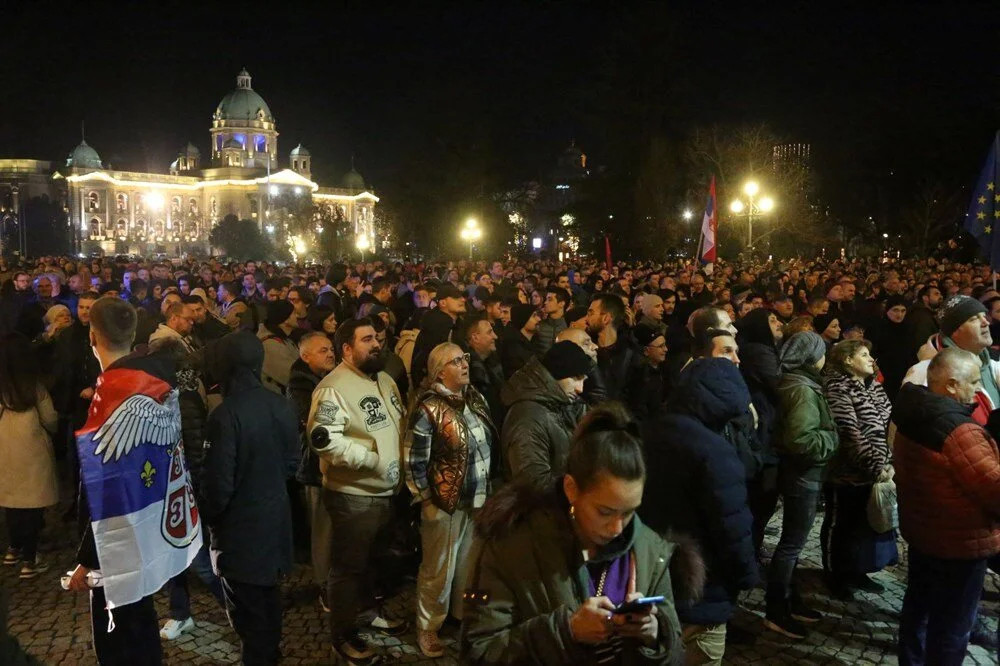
{"left": 76, "top": 367, "right": 201, "bottom": 609}
{"left": 700, "top": 176, "right": 717, "bottom": 274}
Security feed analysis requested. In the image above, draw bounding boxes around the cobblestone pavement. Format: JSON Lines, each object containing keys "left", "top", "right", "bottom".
{"left": 3, "top": 505, "right": 998, "bottom": 665}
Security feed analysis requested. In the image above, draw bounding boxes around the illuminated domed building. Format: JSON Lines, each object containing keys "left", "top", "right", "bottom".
{"left": 34, "top": 69, "right": 378, "bottom": 254}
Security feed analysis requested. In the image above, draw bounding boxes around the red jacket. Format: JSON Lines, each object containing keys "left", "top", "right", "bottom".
{"left": 893, "top": 383, "right": 1000, "bottom": 560}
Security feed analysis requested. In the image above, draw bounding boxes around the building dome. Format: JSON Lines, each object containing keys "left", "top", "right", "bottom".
{"left": 223, "top": 137, "right": 242, "bottom": 150}
{"left": 183, "top": 141, "right": 201, "bottom": 156}
{"left": 341, "top": 167, "right": 365, "bottom": 191}
{"left": 66, "top": 139, "right": 103, "bottom": 169}
{"left": 290, "top": 143, "right": 310, "bottom": 157}
{"left": 215, "top": 69, "right": 273, "bottom": 122}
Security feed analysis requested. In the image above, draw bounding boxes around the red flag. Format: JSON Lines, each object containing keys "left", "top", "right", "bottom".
{"left": 700, "top": 176, "right": 717, "bottom": 272}
{"left": 605, "top": 235, "right": 612, "bottom": 270}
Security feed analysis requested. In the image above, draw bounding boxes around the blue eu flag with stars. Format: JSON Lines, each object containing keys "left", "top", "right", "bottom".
{"left": 965, "top": 132, "right": 1000, "bottom": 270}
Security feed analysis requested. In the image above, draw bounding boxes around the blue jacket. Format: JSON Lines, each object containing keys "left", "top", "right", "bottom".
{"left": 640, "top": 358, "right": 758, "bottom": 625}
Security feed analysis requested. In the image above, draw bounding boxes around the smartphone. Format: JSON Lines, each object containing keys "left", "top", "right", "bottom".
{"left": 613, "top": 596, "right": 665, "bottom": 614}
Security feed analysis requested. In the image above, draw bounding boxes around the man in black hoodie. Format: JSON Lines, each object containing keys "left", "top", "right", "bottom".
{"left": 202, "top": 331, "right": 299, "bottom": 665}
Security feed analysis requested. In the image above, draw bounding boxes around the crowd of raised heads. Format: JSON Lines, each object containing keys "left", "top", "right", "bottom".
{"left": 1, "top": 244, "right": 1000, "bottom": 665}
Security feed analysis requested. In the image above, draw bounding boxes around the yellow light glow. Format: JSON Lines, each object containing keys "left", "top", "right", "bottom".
{"left": 64, "top": 169, "right": 322, "bottom": 193}
{"left": 144, "top": 192, "right": 165, "bottom": 211}
{"left": 460, "top": 227, "right": 482, "bottom": 241}
{"left": 743, "top": 181, "right": 760, "bottom": 197}
{"left": 294, "top": 237, "right": 308, "bottom": 255}
{"left": 758, "top": 196, "right": 775, "bottom": 212}
{"left": 682, "top": 209, "right": 693, "bottom": 220}
{"left": 356, "top": 235, "right": 370, "bottom": 251}
{"left": 730, "top": 200, "right": 745, "bottom": 214}
{"left": 465, "top": 218, "right": 478, "bottom": 229}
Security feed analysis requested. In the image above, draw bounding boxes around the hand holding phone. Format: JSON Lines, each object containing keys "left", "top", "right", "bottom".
{"left": 613, "top": 593, "right": 661, "bottom": 647}
{"left": 613, "top": 595, "right": 664, "bottom": 614}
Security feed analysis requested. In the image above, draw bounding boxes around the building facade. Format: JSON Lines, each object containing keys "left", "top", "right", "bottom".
{"left": 2, "top": 69, "right": 377, "bottom": 256}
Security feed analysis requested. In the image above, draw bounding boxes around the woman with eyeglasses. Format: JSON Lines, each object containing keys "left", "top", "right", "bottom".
{"left": 404, "top": 342, "right": 497, "bottom": 658}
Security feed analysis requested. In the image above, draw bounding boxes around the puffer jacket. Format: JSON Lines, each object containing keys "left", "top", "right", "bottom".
{"left": 823, "top": 371, "right": 892, "bottom": 485}
{"left": 462, "top": 482, "right": 701, "bottom": 665}
{"left": 500, "top": 356, "right": 587, "bottom": 488}
{"left": 532, "top": 316, "right": 566, "bottom": 356}
{"left": 776, "top": 366, "right": 839, "bottom": 482}
{"left": 404, "top": 384, "right": 496, "bottom": 513}
{"left": 641, "top": 359, "right": 758, "bottom": 626}
{"left": 893, "top": 383, "right": 1000, "bottom": 560}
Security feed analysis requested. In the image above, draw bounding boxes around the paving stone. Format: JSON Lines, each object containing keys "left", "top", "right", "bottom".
{"left": 6, "top": 504, "right": 1000, "bottom": 664}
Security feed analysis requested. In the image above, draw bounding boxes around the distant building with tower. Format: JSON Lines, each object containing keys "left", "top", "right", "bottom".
{"left": 0, "top": 69, "right": 377, "bottom": 255}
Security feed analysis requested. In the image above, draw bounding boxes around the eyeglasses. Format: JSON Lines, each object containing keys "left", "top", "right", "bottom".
{"left": 447, "top": 353, "right": 471, "bottom": 367}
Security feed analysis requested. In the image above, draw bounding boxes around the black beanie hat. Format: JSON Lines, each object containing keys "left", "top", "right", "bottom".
{"left": 541, "top": 341, "right": 593, "bottom": 380}
{"left": 938, "top": 295, "right": 987, "bottom": 337}
{"left": 265, "top": 300, "right": 295, "bottom": 328}
{"left": 633, "top": 323, "right": 662, "bottom": 347}
{"left": 510, "top": 304, "right": 536, "bottom": 331}
{"left": 812, "top": 312, "right": 839, "bottom": 336}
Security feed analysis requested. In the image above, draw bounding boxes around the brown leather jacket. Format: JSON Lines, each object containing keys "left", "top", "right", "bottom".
{"left": 406, "top": 384, "right": 495, "bottom": 513}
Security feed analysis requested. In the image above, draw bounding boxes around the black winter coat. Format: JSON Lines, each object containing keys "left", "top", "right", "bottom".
{"left": 738, "top": 341, "right": 781, "bottom": 466}
{"left": 288, "top": 358, "right": 323, "bottom": 486}
{"left": 499, "top": 327, "right": 536, "bottom": 379}
{"left": 641, "top": 358, "right": 758, "bottom": 625}
{"left": 411, "top": 309, "right": 458, "bottom": 388}
{"left": 202, "top": 332, "right": 299, "bottom": 586}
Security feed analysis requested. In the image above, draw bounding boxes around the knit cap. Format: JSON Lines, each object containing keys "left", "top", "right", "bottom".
{"left": 541, "top": 341, "right": 593, "bottom": 380}
{"left": 938, "top": 295, "right": 986, "bottom": 337}
{"left": 780, "top": 331, "right": 827, "bottom": 372}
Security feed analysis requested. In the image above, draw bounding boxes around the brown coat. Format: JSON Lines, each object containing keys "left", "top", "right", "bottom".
{"left": 0, "top": 388, "right": 59, "bottom": 508}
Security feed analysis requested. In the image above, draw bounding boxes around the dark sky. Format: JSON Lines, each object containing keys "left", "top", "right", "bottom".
{"left": 1, "top": 3, "right": 997, "bottom": 225}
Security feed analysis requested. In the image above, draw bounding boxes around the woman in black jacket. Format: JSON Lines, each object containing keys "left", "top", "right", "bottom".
{"left": 736, "top": 307, "right": 783, "bottom": 558}
{"left": 869, "top": 295, "right": 910, "bottom": 402}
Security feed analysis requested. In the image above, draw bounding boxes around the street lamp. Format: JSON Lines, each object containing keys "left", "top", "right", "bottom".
{"left": 730, "top": 180, "right": 775, "bottom": 248}
{"left": 682, "top": 209, "right": 693, "bottom": 221}
{"left": 460, "top": 217, "right": 482, "bottom": 260}
{"left": 356, "top": 234, "right": 370, "bottom": 263}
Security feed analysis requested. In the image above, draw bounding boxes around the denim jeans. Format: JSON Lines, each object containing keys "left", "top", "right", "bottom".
{"left": 168, "top": 541, "right": 223, "bottom": 621}
{"left": 766, "top": 469, "right": 820, "bottom": 606}
{"left": 323, "top": 490, "right": 394, "bottom": 643}
{"left": 898, "top": 548, "right": 987, "bottom": 666}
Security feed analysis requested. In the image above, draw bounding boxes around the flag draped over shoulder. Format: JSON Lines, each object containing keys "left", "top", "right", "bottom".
{"left": 700, "top": 176, "right": 718, "bottom": 274}
{"left": 965, "top": 132, "right": 1000, "bottom": 271}
{"left": 76, "top": 367, "right": 201, "bottom": 609}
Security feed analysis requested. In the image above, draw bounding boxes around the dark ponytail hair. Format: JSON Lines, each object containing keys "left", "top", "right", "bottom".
{"left": 566, "top": 402, "right": 645, "bottom": 491}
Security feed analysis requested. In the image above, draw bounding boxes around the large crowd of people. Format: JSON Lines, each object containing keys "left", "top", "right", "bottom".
{"left": 1, "top": 249, "right": 1000, "bottom": 664}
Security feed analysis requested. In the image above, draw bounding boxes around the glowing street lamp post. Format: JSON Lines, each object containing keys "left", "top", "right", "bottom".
{"left": 460, "top": 218, "right": 482, "bottom": 260}
{"left": 729, "top": 180, "right": 775, "bottom": 249}
{"left": 356, "top": 234, "right": 370, "bottom": 263}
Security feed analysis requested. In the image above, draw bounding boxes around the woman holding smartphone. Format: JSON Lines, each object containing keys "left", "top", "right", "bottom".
{"left": 461, "top": 402, "right": 699, "bottom": 664}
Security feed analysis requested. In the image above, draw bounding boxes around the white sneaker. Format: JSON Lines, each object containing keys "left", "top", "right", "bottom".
{"left": 160, "top": 616, "right": 195, "bottom": 640}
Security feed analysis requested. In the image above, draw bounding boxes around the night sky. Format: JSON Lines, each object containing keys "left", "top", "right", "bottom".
{"left": 1, "top": 3, "right": 997, "bottom": 233}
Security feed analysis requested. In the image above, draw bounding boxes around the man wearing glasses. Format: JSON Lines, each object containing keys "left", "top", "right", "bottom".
{"left": 626, "top": 323, "right": 668, "bottom": 422}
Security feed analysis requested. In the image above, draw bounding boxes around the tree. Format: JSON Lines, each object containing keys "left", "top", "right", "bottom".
{"left": 684, "top": 124, "right": 838, "bottom": 257}
{"left": 900, "top": 180, "right": 965, "bottom": 257}
{"left": 208, "top": 215, "right": 274, "bottom": 260}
